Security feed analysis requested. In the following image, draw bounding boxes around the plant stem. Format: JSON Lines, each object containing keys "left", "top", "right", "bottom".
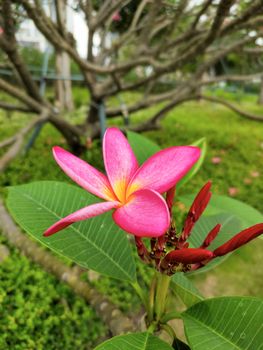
{"left": 131, "top": 281, "right": 149, "bottom": 313}
{"left": 148, "top": 273, "right": 157, "bottom": 323}
{"left": 155, "top": 273, "right": 171, "bottom": 321}
{"left": 161, "top": 310, "right": 182, "bottom": 323}
{"left": 147, "top": 321, "right": 157, "bottom": 334}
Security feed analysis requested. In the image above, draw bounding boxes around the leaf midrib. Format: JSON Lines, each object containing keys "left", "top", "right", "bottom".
{"left": 183, "top": 313, "right": 243, "bottom": 350}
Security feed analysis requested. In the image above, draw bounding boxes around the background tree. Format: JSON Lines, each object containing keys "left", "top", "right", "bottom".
{"left": 0, "top": 0, "right": 263, "bottom": 169}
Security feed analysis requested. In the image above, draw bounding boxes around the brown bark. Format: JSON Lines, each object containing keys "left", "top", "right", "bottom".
{"left": 0, "top": 101, "right": 33, "bottom": 113}
{"left": 0, "top": 1, "right": 43, "bottom": 103}
{"left": 0, "top": 112, "right": 49, "bottom": 172}
{"left": 0, "top": 78, "right": 83, "bottom": 153}
{"left": 198, "top": 94, "right": 263, "bottom": 122}
{"left": 54, "top": 0, "right": 74, "bottom": 111}
{"left": 55, "top": 50, "right": 74, "bottom": 111}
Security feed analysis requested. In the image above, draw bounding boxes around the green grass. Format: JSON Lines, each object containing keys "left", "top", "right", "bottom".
{"left": 0, "top": 89, "right": 262, "bottom": 348}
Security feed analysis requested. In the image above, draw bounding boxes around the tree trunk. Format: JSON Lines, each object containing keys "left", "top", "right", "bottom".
{"left": 50, "top": 116, "right": 84, "bottom": 154}
{"left": 87, "top": 97, "right": 101, "bottom": 124}
{"left": 55, "top": 50, "right": 74, "bottom": 111}
{"left": 258, "top": 75, "right": 263, "bottom": 105}
{"left": 54, "top": 0, "right": 74, "bottom": 111}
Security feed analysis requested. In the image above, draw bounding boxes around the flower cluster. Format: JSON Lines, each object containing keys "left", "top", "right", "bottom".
{"left": 136, "top": 181, "right": 263, "bottom": 275}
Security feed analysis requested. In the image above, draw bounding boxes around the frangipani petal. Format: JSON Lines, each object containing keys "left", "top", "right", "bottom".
{"left": 113, "top": 189, "right": 170, "bottom": 237}
{"left": 103, "top": 127, "right": 139, "bottom": 202}
{"left": 127, "top": 146, "right": 201, "bottom": 196}
{"left": 53, "top": 146, "right": 116, "bottom": 201}
{"left": 44, "top": 201, "right": 120, "bottom": 236}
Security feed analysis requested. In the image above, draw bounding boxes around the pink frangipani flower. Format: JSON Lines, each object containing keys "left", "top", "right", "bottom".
{"left": 112, "top": 12, "right": 122, "bottom": 22}
{"left": 44, "top": 127, "right": 200, "bottom": 238}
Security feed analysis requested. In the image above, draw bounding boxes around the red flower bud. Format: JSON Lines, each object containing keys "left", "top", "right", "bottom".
{"left": 180, "top": 181, "right": 212, "bottom": 241}
{"left": 166, "top": 186, "right": 176, "bottom": 213}
{"left": 163, "top": 248, "right": 214, "bottom": 265}
{"left": 135, "top": 236, "right": 150, "bottom": 263}
{"left": 200, "top": 224, "right": 222, "bottom": 249}
{"left": 213, "top": 223, "right": 263, "bottom": 257}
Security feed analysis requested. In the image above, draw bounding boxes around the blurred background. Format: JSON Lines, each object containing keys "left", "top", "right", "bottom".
{"left": 0, "top": 1, "right": 262, "bottom": 349}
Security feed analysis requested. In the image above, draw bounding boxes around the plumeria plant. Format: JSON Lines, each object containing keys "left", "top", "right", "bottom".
{"left": 7, "top": 128, "right": 263, "bottom": 349}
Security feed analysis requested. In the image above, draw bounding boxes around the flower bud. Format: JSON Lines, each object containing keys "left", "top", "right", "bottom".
{"left": 180, "top": 181, "right": 212, "bottom": 241}
{"left": 200, "top": 224, "right": 221, "bottom": 249}
{"left": 213, "top": 223, "right": 263, "bottom": 257}
{"left": 166, "top": 186, "right": 176, "bottom": 213}
{"left": 162, "top": 248, "right": 214, "bottom": 265}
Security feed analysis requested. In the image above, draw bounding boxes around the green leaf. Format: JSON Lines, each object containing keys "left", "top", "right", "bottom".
{"left": 172, "top": 272, "right": 203, "bottom": 307}
{"left": 182, "top": 297, "right": 263, "bottom": 350}
{"left": 187, "top": 213, "right": 241, "bottom": 273}
{"left": 177, "top": 138, "right": 207, "bottom": 189}
{"left": 188, "top": 213, "right": 241, "bottom": 249}
{"left": 94, "top": 332, "right": 173, "bottom": 350}
{"left": 127, "top": 131, "right": 161, "bottom": 165}
{"left": 7, "top": 181, "right": 136, "bottom": 282}
{"left": 180, "top": 194, "right": 263, "bottom": 232}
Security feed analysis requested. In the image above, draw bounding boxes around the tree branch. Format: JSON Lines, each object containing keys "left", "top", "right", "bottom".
{"left": 0, "top": 0, "right": 44, "bottom": 102}
{"left": 198, "top": 94, "right": 263, "bottom": 122}
{"left": 0, "top": 101, "right": 34, "bottom": 113}
{"left": 201, "top": 73, "right": 263, "bottom": 85}
{"left": 0, "top": 78, "right": 43, "bottom": 112}
{"left": 0, "top": 111, "right": 49, "bottom": 172}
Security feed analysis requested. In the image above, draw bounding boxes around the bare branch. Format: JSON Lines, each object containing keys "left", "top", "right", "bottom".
{"left": 0, "top": 79, "right": 84, "bottom": 151}
{"left": 198, "top": 94, "right": 263, "bottom": 122}
{"left": 221, "top": 0, "right": 263, "bottom": 35}
{"left": 79, "top": 0, "right": 93, "bottom": 23}
{"left": 0, "top": 0, "right": 43, "bottom": 102}
{"left": 191, "top": 0, "right": 213, "bottom": 29}
{"left": 0, "top": 101, "right": 33, "bottom": 113}
{"left": 195, "top": 35, "right": 257, "bottom": 77}
{"left": 204, "top": 0, "right": 235, "bottom": 44}
{"left": 149, "top": 94, "right": 195, "bottom": 124}
{"left": 94, "top": 0, "right": 131, "bottom": 29}
{"left": 244, "top": 47, "right": 263, "bottom": 55}
{"left": 0, "top": 111, "right": 49, "bottom": 172}
{"left": 201, "top": 73, "right": 263, "bottom": 85}
{"left": 0, "top": 78, "right": 43, "bottom": 112}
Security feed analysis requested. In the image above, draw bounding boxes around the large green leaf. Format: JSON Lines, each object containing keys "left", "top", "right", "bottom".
{"left": 186, "top": 213, "right": 241, "bottom": 273}
{"left": 182, "top": 297, "right": 263, "bottom": 350}
{"left": 7, "top": 181, "right": 136, "bottom": 282}
{"left": 180, "top": 194, "right": 263, "bottom": 232}
{"left": 94, "top": 332, "right": 173, "bottom": 350}
{"left": 127, "top": 131, "right": 161, "bottom": 165}
{"left": 172, "top": 273, "right": 203, "bottom": 307}
{"left": 177, "top": 138, "right": 207, "bottom": 190}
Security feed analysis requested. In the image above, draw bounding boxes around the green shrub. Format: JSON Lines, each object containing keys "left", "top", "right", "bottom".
{"left": 0, "top": 237, "right": 106, "bottom": 350}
